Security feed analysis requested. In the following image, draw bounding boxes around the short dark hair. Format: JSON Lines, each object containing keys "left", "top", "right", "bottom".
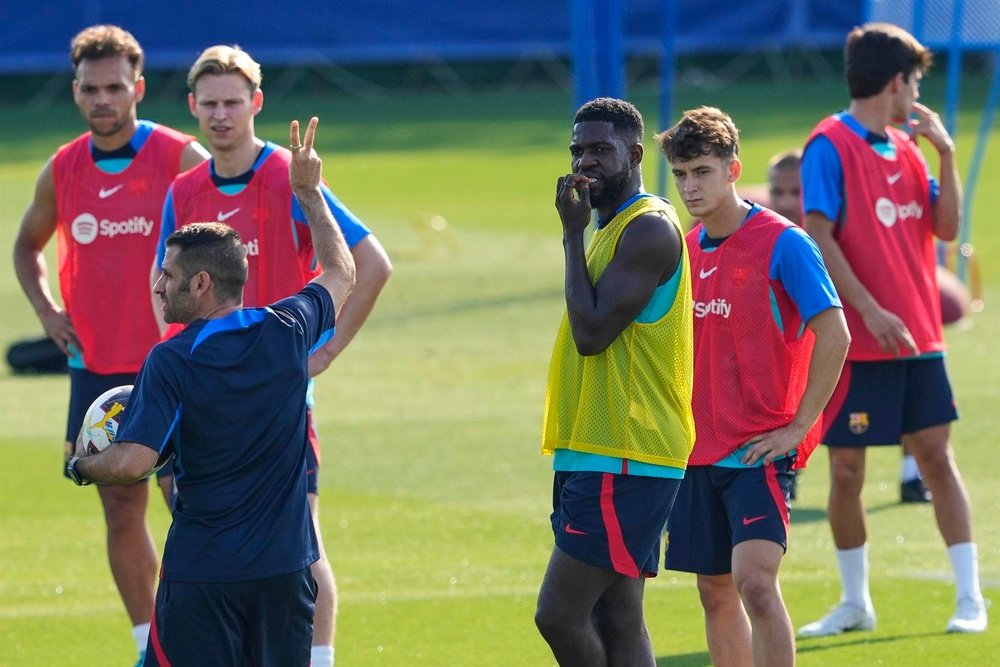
{"left": 166, "top": 223, "right": 248, "bottom": 302}
{"left": 768, "top": 149, "right": 802, "bottom": 174}
{"left": 574, "top": 97, "right": 644, "bottom": 145}
{"left": 656, "top": 106, "right": 740, "bottom": 163}
{"left": 70, "top": 25, "right": 144, "bottom": 75}
{"left": 845, "top": 23, "right": 933, "bottom": 99}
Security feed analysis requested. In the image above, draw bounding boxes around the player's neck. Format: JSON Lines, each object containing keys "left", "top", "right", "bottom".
{"left": 211, "top": 137, "right": 265, "bottom": 179}
{"left": 847, "top": 98, "right": 892, "bottom": 137}
{"left": 196, "top": 300, "right": 242, "bottom": 322}
{"left": 90, "top": 116, "right": 139, "bottom": 152}
{"left": 699, "top": 191, "right": 750, "bottom": 239}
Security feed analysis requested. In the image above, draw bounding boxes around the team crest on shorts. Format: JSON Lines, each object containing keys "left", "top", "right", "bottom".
{"left": 849, "top": 412, "right": 870, "bottom": 435}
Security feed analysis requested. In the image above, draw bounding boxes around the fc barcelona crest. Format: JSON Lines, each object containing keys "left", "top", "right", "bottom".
{"left": 849, "top": 412, "right": 869, "bottom": 435}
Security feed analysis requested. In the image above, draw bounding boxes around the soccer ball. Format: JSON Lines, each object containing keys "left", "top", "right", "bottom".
{"left": 78, "top": 384, "right": 173, "bottom": 474}
{"left": 80, "top": 385, "right": 133, "bottom": 454}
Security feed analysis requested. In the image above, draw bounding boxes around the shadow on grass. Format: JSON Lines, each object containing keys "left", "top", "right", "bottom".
{"left": 797, "top": 630, "right": 931, "bottom": 654}
{"left": 656, "top": 650, "right": 711, "bottom": 666}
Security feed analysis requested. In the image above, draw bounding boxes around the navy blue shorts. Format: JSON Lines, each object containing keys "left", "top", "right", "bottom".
{"left": 823, "top": 358, "right": 958, "bottom": 447}
{"left": 144, "top": 568, "right": 317, "bottom": 666}
{"left": 665, "top": 459, "right": 794, "bottom": 576}
{"left": 551, "top": 471, "right": 681, "bottom": 578}
{"left": 157, "top": 409, "right": 322, "bottom": 492}
{"left": 64, "top": 368, "right": 137, "bottom": 477}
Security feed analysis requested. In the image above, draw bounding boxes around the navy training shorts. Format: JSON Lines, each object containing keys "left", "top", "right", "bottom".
{"left": 665, "top": 458, "right": 794, "bottom": 576}
{"left": 144, "top": 568, "right": 317, "bottom": 666}
{"left": 823, "top": 357, "right": 958, "bottom": 447}
{"left": 551, "top": 470, "right": 681, "bottom": 578}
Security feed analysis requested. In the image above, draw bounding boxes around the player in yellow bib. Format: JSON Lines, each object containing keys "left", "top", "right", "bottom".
{"left": 535, "top": 97, "right": 695, "bottom": 666}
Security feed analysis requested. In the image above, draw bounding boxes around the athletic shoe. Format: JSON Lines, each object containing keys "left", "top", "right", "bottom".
{"left": 900, "top": 478, "right": 931, "bottom": 503}
{"left": 798, "top": 603, "right": 876, "bottom": 637}
{"left": 946, "top": 597, "right": 988, "bottom": 633}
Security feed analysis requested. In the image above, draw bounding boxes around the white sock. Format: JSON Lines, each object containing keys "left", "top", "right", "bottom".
{"left": 132, "top": 622, "right": 151, "bottom": 654}
{"left": 948, "top": 542, "right": 983, "bottom": 603}
{"left": 900, "top": 455, "right": 922, "bottom": 482}
{"left": 311, "top": 645, "right": 334, "bottom": 667}
{"left": 836, "top": 545, "right": 873, "bottom": 610}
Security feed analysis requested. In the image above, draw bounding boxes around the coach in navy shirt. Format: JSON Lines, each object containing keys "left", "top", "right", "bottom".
{"left": 69, "top": 118, "right": 356, "bottom": 666}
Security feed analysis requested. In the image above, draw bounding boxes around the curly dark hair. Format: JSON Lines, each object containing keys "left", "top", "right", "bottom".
{"left": 574, "top": 97, "right": 644, "bottom": 145}
{"left": 70, "top": 25, "right": 144, "bottom": 75}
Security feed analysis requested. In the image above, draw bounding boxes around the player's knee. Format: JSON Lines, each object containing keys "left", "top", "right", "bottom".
{"left": 535, "top": 593, "right": 581, "bottom": 638}
{"left": 696, "top": 576, "right": 737, "bottom": 614}
{"left": 534, "top": 601, "right": 562, "bottom": 639}
{"left": 830, "top": 457, "right": 864, "bottom": 488}
{"left": 735, "top": 574, "right": 781, "bottom": 619}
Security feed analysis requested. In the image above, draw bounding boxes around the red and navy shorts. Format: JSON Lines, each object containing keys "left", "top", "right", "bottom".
{"left": 665, "top": 459, "right": 794, "bottom": 576}
{"left": 550, "top": 471, "right": 681, "bottom": 578}
{"left": 822, "top": 357, "right": 958, "bottom": 447}
{"left": 64, "top": 368, "right": 137, "bottom": 478}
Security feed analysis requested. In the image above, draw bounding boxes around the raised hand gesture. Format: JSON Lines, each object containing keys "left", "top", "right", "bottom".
{"left": 289, "top": 116, "right": 322, "bottom": 195}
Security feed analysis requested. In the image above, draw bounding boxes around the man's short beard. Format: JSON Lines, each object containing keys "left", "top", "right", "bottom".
{"left": 589, "top": 168, "right": 631, "bottom": 209}
{"left": 88, "top": 117, "right": 129, "bottom": 138}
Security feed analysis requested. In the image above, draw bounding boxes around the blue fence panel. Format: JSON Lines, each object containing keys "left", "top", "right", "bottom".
{"left": 0, "top": 1, "right": 864, "bottom": 74}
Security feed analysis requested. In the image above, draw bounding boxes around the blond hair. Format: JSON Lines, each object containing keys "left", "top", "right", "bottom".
{"left": 187, "top": 45, "right": 262, "bottom": 93}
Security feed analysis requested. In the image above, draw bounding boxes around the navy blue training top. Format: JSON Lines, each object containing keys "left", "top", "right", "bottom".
{"left": 118, "top": 283, "right": 335, "bottom": 582}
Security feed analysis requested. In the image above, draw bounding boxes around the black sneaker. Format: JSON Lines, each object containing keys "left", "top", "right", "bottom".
{"left": 900, "top": 478, "right": 931, "bottom": 503}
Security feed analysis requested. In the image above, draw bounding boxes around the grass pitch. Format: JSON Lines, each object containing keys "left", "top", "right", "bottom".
{"left": 0, "top": 75, "right": 998, "bottom": 665}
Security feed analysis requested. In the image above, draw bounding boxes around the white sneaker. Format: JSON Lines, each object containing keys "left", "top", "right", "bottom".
{"left": 946, "top": 597, "right": 988, "bottom": 633}
{"left": 798, "top": 602, "right": 876, "bottom": 637}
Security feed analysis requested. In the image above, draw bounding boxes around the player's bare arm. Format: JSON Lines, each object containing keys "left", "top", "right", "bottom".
{"left": 308, "top": 234, "right": 392, "bottom": 377}
{"left": 742, "top": 306, "right": 850, "bottom": 465}
{"left": 290, "top": 117, "right": 356, "bottom": 315}
{"left": 557, "top": 176, "right": 681, "bottom": 355}
{"left": 805, "top": 211, "right": 917, "bottom": 356}
{"left": 13, "top": 157, "right": 82, "bottom": 356}
{"left": 74, "top": 439, "right": 161, "bottom": 485}
{"left": 909, "top": 102, "right": 961, "bottom": 241}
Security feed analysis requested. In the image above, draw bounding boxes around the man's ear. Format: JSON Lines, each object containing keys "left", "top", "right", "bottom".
{"left": 190, "top": 271, "right": 213, "bottom": 298}
{"left": 630, "top": 142, "right": 644, "bottom": 168}
{"left": 728, "top": 157, "right": 742, "bottom": 184}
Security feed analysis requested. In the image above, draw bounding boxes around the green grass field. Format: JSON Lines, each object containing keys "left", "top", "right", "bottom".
{"left": 0, "top": 74, "right": 998, "bottom": 665}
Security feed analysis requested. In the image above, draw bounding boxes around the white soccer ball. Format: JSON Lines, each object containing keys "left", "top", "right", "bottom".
{"left": 79, "top": 385, "right": 133, "bottom": 455}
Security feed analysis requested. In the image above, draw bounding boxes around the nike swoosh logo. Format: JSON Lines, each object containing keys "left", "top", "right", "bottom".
{"left": 98, "top": 184, "right": 123, "bottom": 199}
{"left": 742, "top": 515, "right": 768, "bottom": 526}
{"left": 887, "top": 172, "right": 903, "bottom": 185}
{"left": 699, "top": 267, "right": 718, "bottom": 279}
{"left": 564, "top": 524, "right": 587, "bottom": 535}
{"left": 217, "top": 208, "right": 240, "bottom": 222}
